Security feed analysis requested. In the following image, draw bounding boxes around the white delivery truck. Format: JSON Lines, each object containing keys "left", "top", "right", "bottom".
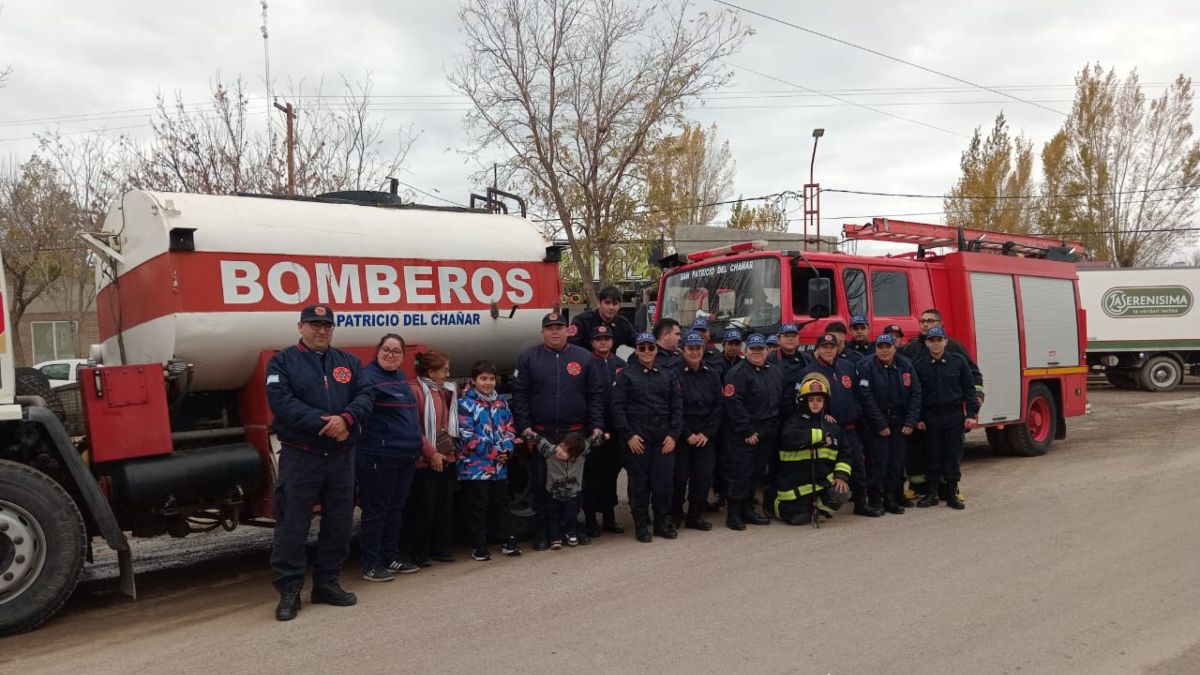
{"left": 1077, "top": 266, "right": 1200, "bottom": 391}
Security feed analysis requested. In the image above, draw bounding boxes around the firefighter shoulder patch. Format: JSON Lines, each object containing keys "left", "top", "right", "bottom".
{"left": 566, "top": 361, "right": 583, "bottom": 376}
{"left": 723, "top": 383, "right": 735, "bottom": 397}
{"left": 902, "top": 372, "right": 912, "bottom": 387}
{"left": 841, "top": 375, "right": 852, "bottom": 389}
{"left": 567, "top": 324, "right": 579, "bottom": 337}
{"left": 332, "top": 366, "right": 352, "bottom": 384}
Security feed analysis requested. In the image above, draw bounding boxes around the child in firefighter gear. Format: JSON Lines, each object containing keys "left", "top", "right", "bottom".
{"left": 612, "top": 332, "right": 684, "bottom": 543}
{"left": 524, "top": 431, "right": 595, "bottom": 548}
{"left": 856, "top": 333, "right": 922, "bottom": 516}
{"left": 911, "top": 327, "right": 980, "bottom": 510}
{"left": 765, "top": 374, "right": 853, "bottom": 525}
{"left": 722, "top": 333, "right": 785, "bottom": 530}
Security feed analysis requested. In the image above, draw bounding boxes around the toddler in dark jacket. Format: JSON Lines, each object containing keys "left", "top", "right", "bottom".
{"left": 523, "top": 431, "right": 597, "bottom": 548}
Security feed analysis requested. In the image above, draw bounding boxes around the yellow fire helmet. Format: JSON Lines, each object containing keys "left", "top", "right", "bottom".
{"left": 797, "top": 372, "right": 831, "bottom": 402}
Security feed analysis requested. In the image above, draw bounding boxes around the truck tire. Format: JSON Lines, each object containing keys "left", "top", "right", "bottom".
{"left": 1138, "top": 355, "right": 1183, "bottom": 392}
{"left": 1005, "top": 383, "right": 1057, "bottom": 457}
{"left": 0, "top": 460, "right": 87, "bottom": 637}
{"left": 985, "top": 427, "right": 1013, "bottom": 455}
{"left": 1103, "top": 369, "right": 1138, "bottom": 389}
{"left": 15, "top": 367, "right": 66, "bottom": 421}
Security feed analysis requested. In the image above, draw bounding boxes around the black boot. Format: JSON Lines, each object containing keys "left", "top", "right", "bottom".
{"left": 742, "top": 500, "right": 770, "bottom": 526}
{"left": 275, "top": 586, "right": 301, "bottom": 621}
{"left": 855, "top": 495, "right": 885, "bottom": 517}
{"left": 634, "top": 514, "right": 652, "bottom": 543}
{"left": 685, "top": 508, "right": 713, "bottom": 531}
{"left": 584, "top": 511, "right": 602, "bottom": 538}
{"left": 653, "top": 515, "right": 679, "bottom": 539}
{"left": 602, "top": 509, "right": 625, "bottom": 534}
{"left": 917, "top": 488, "right": 939, "bottom": 507}
{"left": 725, "top": 499, "right": 746, "bottom": 530}
{"left": 946, "top": 482, "right": 965, "bottom": 510}
{"left": 896, "top": 488, "right": 915, "bottom": 508}
{"left": 883, "top": 498, "right": 906, "bottom": 515}
{"left": 311, "top": 581, "right": 357, "bottom": 606}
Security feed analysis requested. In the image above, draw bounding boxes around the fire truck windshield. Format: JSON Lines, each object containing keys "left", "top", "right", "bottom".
{"left": 660, "top": 256, "right": 781, "bottom": 334}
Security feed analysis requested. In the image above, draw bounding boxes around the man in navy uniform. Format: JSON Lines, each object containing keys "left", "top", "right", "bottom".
{"left": 857, "top": 333, "right": 921, "bottom": 516}
{"left": 569, "top": 284, "right": 637, "bottom": 349}
{"left": 848, "top": 315, "right": 873, "bottom": 356}
{"left": 582, "top": 324, "right": 627, "bottom": 537}
{"left": 512, "top": 312, "right": 607, "bottom": 550}
{"left": 267, "top": 304, "right": 376, "bottom": 621}
{"left": 691, "top": 317, "right": 725, "bottom": 371}
{"left": 772, "top": 322, "right": 813, "bottom": 382}
{"left": 911, "top": 326, "right": 981, "bottom": 509}
{"left": 673, "top": 331, "right": 724, "bottom": 531}
{"left": 629, "top": 317, "right": 683, "bottom": 370}
{"left": 722, "top": 333, "right": 785, "bottom": 530}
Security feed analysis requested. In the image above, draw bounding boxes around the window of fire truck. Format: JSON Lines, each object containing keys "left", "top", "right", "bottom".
{"left": 871, "top": 270, "right": 911, "bottom": 316}
{"left": 660, "top": 257, "right": 781, "bottom": 333}
{"left": 843, "top": 268, "right": 868, "bottom": 317}
{"left": 792, "top": 266, "right": 837, "bottom": 316}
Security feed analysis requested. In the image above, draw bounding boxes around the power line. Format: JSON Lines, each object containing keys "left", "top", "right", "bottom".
{"left": 825, "top": 183, "right": 1200, "bottom": 200}
{"left": 394, "top": 180, "right": 467, "bottom": 208}
{"left": 713, "top": 0, "right": 1067, "bottom": 117}
{"left": 730, "top": 64, "right": 969, "bottom": 138}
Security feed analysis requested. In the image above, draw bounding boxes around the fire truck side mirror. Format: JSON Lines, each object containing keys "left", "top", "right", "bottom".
{"left": 807, "top": 278, "right": 832, "bottom": 319}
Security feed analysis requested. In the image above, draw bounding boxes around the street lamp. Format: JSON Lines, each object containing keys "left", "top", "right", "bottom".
{"left": 804, "top": 128, "right": 825, "bottom": 250}
{"left": 809, "top": 128, "right": 824, "bottom": 186}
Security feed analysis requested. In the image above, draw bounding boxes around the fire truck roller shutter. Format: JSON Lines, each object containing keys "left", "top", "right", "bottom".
{"left": 1019, "top": 276, "right": 1080, "bottom": 369}
{"left": 971, "top": 273, "right": 1022, "bottom": 424}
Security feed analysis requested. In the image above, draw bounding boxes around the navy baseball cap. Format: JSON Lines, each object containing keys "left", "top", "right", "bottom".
{"left": 691, "top": 317, "right": 710, "bottom": 332}
{"left": 541, "top": 312, "right": 568, "bottom": 327}
{"left": 815, "top": 333, "right": 839, "bottom": 347}
{"left": 746, "top": 333, "right": 768, "bottom": 349}
{"left": 876, "top": 333, "right": 897, "bottom": 346}
{"left": 300, "top": 304, "right": 335, "bottom": 324}
{"left": 883, "top": 324, "right": 904, "bottom": 338}
{"left": 724, "top": 329, "right": 743, "bottom": 343}
{"left": 779, "top": 323, "right": 799, "bottom": 334}
{"left": 635, "top": 332, "right": 656, "bottom": 345}
{"left": 682, "top": 332, "right": 706, "bottom": 347}
{"left": 766, "top": 334, "right": 780, "bottom": 346}
{"left": 591, "top": 324, "right": 614, "bottom": 341}
{"left": 850, "top": 314, "right": 869, "bottom": 327}
{"left": 927, "top": 326, "right": 948, "bottom": 339}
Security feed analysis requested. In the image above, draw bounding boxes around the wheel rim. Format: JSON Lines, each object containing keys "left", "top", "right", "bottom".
{"left": 0, "top": 499, "right": 48, "bottom": 605}
{"left": 1028, "top": 396, "right": 1051, "bottom": 443}
{"left": 1150, "top": 362, "right": 1179, "bottom": 388}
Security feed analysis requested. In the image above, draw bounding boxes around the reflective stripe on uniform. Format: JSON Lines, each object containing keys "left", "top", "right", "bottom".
{"left": 773, "top": 472, "right": 836, "bottom": 516}
{"left": 834, "top": 462, "right": 852, "bottom": 476}
{"left": 779, "top": 447, "right": 840, "bottom": 462}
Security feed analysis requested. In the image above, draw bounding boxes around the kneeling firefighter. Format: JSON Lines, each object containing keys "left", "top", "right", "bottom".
{"left": 764, "top": 373, "right": 853, "bottom": 526}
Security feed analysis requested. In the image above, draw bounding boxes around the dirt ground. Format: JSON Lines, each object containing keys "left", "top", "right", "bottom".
{"left": 4, "top": 384, "right": 1200, "bottom": 674}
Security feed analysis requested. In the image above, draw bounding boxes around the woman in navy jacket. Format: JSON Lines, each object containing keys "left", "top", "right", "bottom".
{"left": 356, "top": 334, "right": 426, "bottom": 581}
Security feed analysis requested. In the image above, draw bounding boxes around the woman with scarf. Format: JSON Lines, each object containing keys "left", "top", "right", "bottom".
{"left": 400, "top": 350, "right": 459, "bottom": 566}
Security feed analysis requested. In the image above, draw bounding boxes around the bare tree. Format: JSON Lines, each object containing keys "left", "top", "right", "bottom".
{"left": 449, "top": 0, "right": 749, "bottom": 302}
{"left": 0, "top": 157, "right": 83, "bottom": 365}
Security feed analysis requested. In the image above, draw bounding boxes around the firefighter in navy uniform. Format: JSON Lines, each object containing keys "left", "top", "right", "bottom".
{"left": 690, "top": 318, "right": 725, "bottom": 371}
{"left": 627, "top": 317, "right": 683, "bottom": 370}
{"left": 902, "top": 308, "right": 984, "bottom": 502}
{"left": 712, "top": 328, "right": 745, "bottom": 376}
{"left": 825, "top": 321, "right": 862, "bottom": 364}
{"left": 581, "top": 324, "right": 627, "bottom": 538}
{"left": 568, "top": 284, "right": 638, "bottom": 349}
{"left": 705, "top": 328, "right": 744, "bottom": 511}
{"left": 612, "top": 332, "right": 684, "bottom": 542}
{"left": 266, "top": 304, "right": 376, "bottom": 622}
{"left": 511, "top": 312, "right": 607, "bottom": 550}
{"left": 771, "top": 322, "right": 814, "bottom": 382}
{"left": 673, "top": 331, "right": 723, "bottom": 531}
{"left": 721, "top": 333, "right": 784, "bottom": 530}
{"left": 856, "top": 333, "right": 922, "bottom": 516}
{"left": 911, "top": 326, "right": 981, "bottom": 509}
{"left": 765, "top": 373, "right": 853, "bottom": 525}
{"left": 796, "top": 333, "right": 879, "bottom": 517}
{"left": 848, "top": 315, "right": 874, "bottom": 357}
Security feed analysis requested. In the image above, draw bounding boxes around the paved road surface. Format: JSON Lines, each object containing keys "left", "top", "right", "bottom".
{"left": 4, "top": 386, "right": 1200, "bottom": 674}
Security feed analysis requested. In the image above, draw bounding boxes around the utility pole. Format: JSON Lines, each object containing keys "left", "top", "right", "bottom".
{"left": 274, "top": 101, "right": 296, "bottom": 195}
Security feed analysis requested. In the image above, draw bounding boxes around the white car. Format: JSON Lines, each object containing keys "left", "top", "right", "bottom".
{"left": 34, "top": 359, "right": 89, "bottom": 389}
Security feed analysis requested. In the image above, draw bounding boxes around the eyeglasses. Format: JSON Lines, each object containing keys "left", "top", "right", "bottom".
{"left": 636, "top": 345, "right": 657, "bottom": 352}
{"left": 379, "top": 348, "right": 403, "bottom": 356}
{"left": 305, "top": 323, "right": 334, "bottom": 332}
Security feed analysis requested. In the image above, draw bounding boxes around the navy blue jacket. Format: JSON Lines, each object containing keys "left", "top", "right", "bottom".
{"left": 611, "top": 363, "right": 683, "bottom": 440}
{"left": 569, "top": 309, "right": 637, "bottom": 350}
{"left": 904, "top": 335, "right": 983, "bottom": 387}
{"left": 592, "top": 351, "right": 626, "bottom": 427}
{"left": 266, "top": 341, "right": 376, "bottom": 454}
{"left": 856, "top": 354, "right": 922, "bottom": 431}
{"left": 678, "top": 363, "right": 723, "bottom": 439}
{"left": 847, "top": 340, "right": 873, "bottom": 357}
{"left": 912, "top": 352, "right": 982, "bottom": 419}
{"left": 511, "top": 342, "right": 606, "bottom": 434}
{"left": 795, "top": 356, "right": 863, "bottom": 428}
{"left": 771, "top": 348, "right": 814, "bottom": 388}
{"left": 723, "top": 359, "right": 785, "bottom": 439}
{"left": 356, "top": 361, "right": 425, "bottom": 460}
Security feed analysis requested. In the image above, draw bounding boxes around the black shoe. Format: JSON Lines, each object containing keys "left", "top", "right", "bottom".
{"left": 602, "top": 510, "right": 625, "bottom": 534}
{"left": 854, "top": 504, "right": 884, "bottom": 517}
{"left": 471, "top": 547, "right": 492, "bottom": 561}
{"left": 685, "top": 517, "right": 713, "bottom": 531}
{"left": 576, "top": 533, "right": 591, "bottom": 546}
{"left": 501, "top": 538, "right": 523, "bottom": 556}
{"left": 946, "top": 482, "right": 965, "bottom": 510}
{"left": 897, "top": 496, "right": 915, "bottom": 508}
{"left": 742, "top": 504, "right": 770, "bottom": 526}
{"left": 389, "top": 560, "right": 421, "bottom": 574}
{"left": 275, "top": 587, "right": 301, "bottom": 621}
{"left": 533, "top": 539, "right": 551, "bottom": 552}
{"left": 565, "top": 533, "right": 580, "bottom": 547}
{"left": 412, "top": 558, "right": 433, "bottom": 568}
{"left": 916, "top": 492, "right": 939, "bottom": 508}
{"left": 311, "top": 582, "right": 357, "bottom": 607}
{"left": 653, "top": 516, "right": 679, "bottom": 539}
{"left": 431, "top": 553, "right": 456, "bottom": 563}
{"left": 362, "top": 567, "right": 395, "bottom": 582}
{"left": 883, "top": 500, "right": 906, "bottom": 515}
{"left": 634, "top": 515, "right": 652, "bottom": 543}
{"left": 725, "top": 500, "right": 746, "bottom": 530}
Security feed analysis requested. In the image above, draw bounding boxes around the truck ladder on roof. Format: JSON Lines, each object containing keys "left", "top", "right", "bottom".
{"left": 843, "top": 218, "right": 1085, "bottom": 259}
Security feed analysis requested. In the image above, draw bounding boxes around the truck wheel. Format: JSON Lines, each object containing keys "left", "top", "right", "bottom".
{"left": 0, "top": 460, "right": 86, "bottom": 637}
{"left": 15, "top": 367, "right": 66, "bottom": 421}
{"left": 1005, "top": 383, "right": 1057, "bottom": 457}
{"left": 1103, "top": 369, "right": 1138, "bottom": 389}
{"left": 1138, "top": 355, "right": 1183, "bottom": 392}
{"left": 985, "top": 427, "right": 1013, "bottom": 455}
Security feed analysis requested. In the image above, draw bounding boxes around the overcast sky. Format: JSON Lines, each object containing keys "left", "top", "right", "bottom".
{"left": 1, "top": 1, "right": 1198, "bottom": 257}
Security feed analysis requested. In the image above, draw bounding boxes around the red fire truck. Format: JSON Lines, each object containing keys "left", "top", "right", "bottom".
{"left": 654, "top": 218, "right": 1089, "bottom": 457}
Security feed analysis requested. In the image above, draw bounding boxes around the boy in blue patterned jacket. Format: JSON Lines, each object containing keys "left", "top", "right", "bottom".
{"left": 457, "top": 361, "right": 521, "bottom": 561}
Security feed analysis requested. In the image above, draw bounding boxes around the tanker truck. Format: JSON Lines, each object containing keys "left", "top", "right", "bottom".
{"left": 0, "top": 189, "right": 563, "bottom": 635}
